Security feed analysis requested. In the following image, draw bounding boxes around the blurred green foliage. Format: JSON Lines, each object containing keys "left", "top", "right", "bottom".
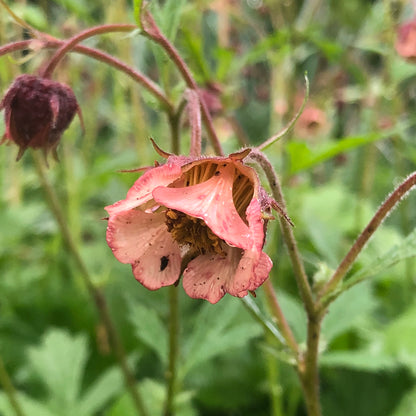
{"left": 1, "top": 0, "right": 416, "bottom": 415}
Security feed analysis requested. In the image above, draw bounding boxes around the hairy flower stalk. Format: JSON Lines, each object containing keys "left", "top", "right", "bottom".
{"left": 106, "top": 148, "right": 274, "bottom": 303}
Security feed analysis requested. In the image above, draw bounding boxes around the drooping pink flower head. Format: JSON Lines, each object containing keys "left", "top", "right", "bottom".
{"left": 396, "top": 18, "right": 416, "bottom": 61}
{"left": 105, "top": 148, "right": 273, "bottom": 303}
{"left": 0, "top": 74, "right": 81, "bottom": 162}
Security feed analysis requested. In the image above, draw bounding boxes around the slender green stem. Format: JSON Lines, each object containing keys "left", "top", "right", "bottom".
{"left": 162, "top": 78, "right": 183, "bottom": 416}
{"left": 0, "top": 355, "right": 25, "bottom": 416}
{"left": 298, "top": 317, "right": 323, "bottom": 416}
{"left": 0, "top": 0, "right": 38, "bottom": 36}
{"left": 263, "top": 280, "right": 299, "bottom": 356}
{"left": 249, "top": 149, "right": 323, "bottom": 416}
{"left": 0, "top": 40, "right": 174, "bottom": 112}
{"left": 265, "top": 331, "right": 284, "bottom": 416}
{"left": 41, "top": 24, "right": 136, "bottom": 78}
{"left": 164, "top": 286, "right": 179, "bottom": 416}
{"left": 319, "top": 171, "right": 416, "bottom": 301}
{"left": 31, "top": 152, "right": 149, "bottom": 416}
{"left": 258, "top": 74, "right": 309, "bottom": 151}
{"left": 225, "top": 114, "right": 250, "bottom": 147}
{"left": 140, "top": 7, "right": 224, "bottom": 156}
{"left": 249, "top": 150, "right": 315, "bottom": 317}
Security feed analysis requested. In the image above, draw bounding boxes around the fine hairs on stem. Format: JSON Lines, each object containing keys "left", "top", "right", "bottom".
{"left": 248, "top": 149, "right": 323, "bottom": 416}
{"left": 319, "top": 171, "right": 416, "bottom": 303}
{"left": 32, "top": 152, "right": 149, "bottom": 416}
{"left": 139, "top": 4, "right": 224, "bottom": 157}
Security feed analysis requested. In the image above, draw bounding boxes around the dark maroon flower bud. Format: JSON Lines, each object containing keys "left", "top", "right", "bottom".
{"left": 0, "top": 74, "right": 81, "bottom": 162}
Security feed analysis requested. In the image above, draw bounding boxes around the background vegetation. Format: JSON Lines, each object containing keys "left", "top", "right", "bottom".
{"left": 1, "top": 0, "right": 416, "bottom": 415}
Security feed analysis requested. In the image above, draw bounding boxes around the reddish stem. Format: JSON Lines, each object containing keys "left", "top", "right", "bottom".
{"left": 41, "top": 24, "right": 136, "bottom": 78}
{"left": 185, "top": 89, "right": 202, "bottom": 156}
{"left": 0, "top": 39, "right": 173, "bottom": 112}
{"left": 263, "top": 280, "right": 299, "bottom": 355}
{"left": 140, "top": 7, "right": 224, "bottom": 156}
{"left": 319, "top": 171, "right": 416, "bottom": 300}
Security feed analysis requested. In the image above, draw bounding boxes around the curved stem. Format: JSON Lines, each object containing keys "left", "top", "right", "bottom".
{"left": 0, "top": 0, "right": 38, "bottom": 36}
{"left": 0, "top": 355, "right": 26, "bottom": 416}
{"left": 0, "top": 40, "right": 33, "bottom": 57}
{"left": 164, "top": 286, "right": 179, "bottom": 416}
{"left": 249, "top": 150, "right": 315, "bottom": 317}
{"left": 32, "top": 152, "right": 149, "bottom": 416}
{"left": 263, "top": 280, "right": 299, "bottom": 355}
{"left": 0, "top": 40, "right": 173, "bottom": 113}
{"left": 319, "top": 171, "right": 416, "bottom": 300}
{"left": 140, "top": 8, "right": 224, "bottom": 156}
{"left": 41, "top": 24, "right": 136, "bottom": 78}
{"left": 258, "top": 73, "right": 309, "bottom": 151}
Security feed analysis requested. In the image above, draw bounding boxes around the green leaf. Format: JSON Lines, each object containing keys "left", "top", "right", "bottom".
{"left": 182, "top": 29, "right": 211, "bottom": 82}
{"left": 382, "top": 304, "right": 416, "bottom": 375}
{"left": 77, "top": 363, "right": 126, "bottom": 415}
{"left": 344, "top": 227, "right": 416, "bottom": 290}
{"left": 50, "top": 0, "right": 91, "bottom": 21}
{"left": 390, "top": 384, "right": 416, "bottom": 416}
{"left": 241, "top": 296, "right": 285, "bottom": 344}
{"left": 0, "top": 392, "right": 56, "bottom": 416}
{"left": 320, "top": 350, "right": 398, "bottom": 371}
{"left": 277, "top": 291, "right": 307, "bottom": 343}
{"left": 287, "top": 133, "right": 389, "bottom": 174}
{"left": 107, "top": 379, "right": 196, "bottom": 416}
{"left": 128, "top": 299, "right": 168, "bottom": 365}
{"left": 9, "top": 4, "right": 47, "bottom": 30}
{"left": 300, "top": 184, "right": 357, "bottom": 267}
{"left": 179, "top": 298, "right": 262, "bottom": 379}
{"left": 27, "top": 329, "right": 88, "bottom": 414}
{"left": 160, "top": 0, "right": 187, "bottom": 41}
{"left": 322, "top": 282, "right": 377, "bottom": 344}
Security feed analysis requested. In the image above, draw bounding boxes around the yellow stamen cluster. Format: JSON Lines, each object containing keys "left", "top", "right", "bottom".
{"left": 165, "top": 209, "right": 224, "bottom": 255}
{"left": 182, "top": 161, "right": 254, "bottom": 222}
{"left": 232, "top": 173, "right": 253, "bottom": 223}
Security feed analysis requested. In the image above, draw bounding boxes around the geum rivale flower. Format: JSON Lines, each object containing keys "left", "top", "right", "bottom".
{"left": 105, "top": 149, "right": 275, "bottom": 303}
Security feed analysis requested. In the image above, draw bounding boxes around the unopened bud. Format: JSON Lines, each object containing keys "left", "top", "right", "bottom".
{"left": 0, "top": 74, "right": 81, "bottom": 163}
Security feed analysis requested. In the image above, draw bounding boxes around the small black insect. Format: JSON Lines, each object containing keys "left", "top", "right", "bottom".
{"left": 160, "top": 255, "right": 169, "bottom": 271}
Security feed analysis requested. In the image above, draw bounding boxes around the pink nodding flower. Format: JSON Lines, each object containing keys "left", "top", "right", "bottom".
{"left": 396, "top": 18, "right": 416, "bottom": 61}
{"left": 105, "top": 149, "right": 273, "bottom": 304}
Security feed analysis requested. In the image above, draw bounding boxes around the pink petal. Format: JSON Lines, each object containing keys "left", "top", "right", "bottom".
{"left": 153, "top": 163, "right": 259, "bottom": 250}
{"left": 221, "top": 249, "right": 272, "bottom": 297}
{"left": 182, "top": 248, "right": 241, "bottom": 303}
{"left": 105, "top": 163, "right": 183, "bottom": 216}
{"left": 106, "top": 210, "right": 181, "bottom": 289}
{"left": 183, "top": 246, "right": 272, "bottom": 303}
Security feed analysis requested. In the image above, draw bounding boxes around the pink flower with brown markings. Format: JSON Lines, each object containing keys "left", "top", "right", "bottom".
{"left": 105, "top": 149, "right": 273, "bottom": 303}
{"left": 0, "top": 74, "right": 81, "bottom": 162}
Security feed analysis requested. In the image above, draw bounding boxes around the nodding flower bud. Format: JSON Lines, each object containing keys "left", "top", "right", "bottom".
{"left": 0, "top": 74, "right": 81, "bottom": 163}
